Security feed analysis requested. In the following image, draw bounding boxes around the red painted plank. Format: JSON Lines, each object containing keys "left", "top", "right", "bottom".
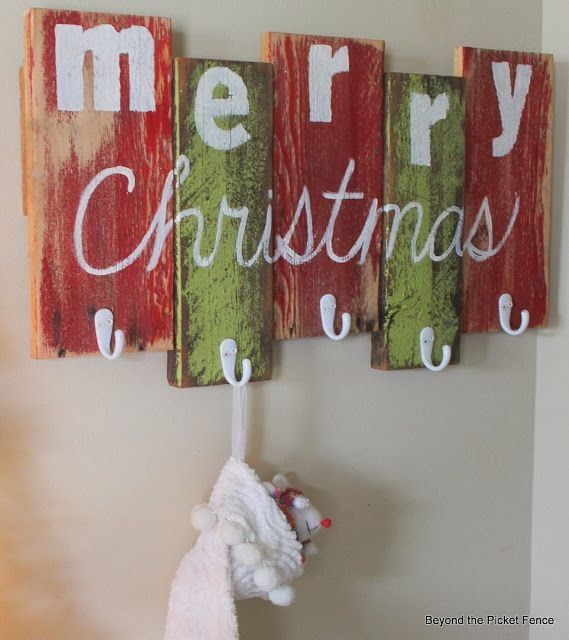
{"left": 22, "top": 9, "right": 173, "bottom": 357}
{"left": 261, "top": 33, "right": 384, "bottom": 339}
{"left": 455, "top": 47, "right": 553, "bottom": 333}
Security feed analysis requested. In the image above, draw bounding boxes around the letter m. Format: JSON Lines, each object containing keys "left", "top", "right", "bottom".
{"left": 55, "top": 23, "right": 156, "bottom": 112}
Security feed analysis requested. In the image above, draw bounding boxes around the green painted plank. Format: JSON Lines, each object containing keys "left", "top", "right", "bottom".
{"left": 372, "top": 73, "right": 465, "bottom": 370}
{"left": 168, "top": 59, "right": 273, "bottom": 387}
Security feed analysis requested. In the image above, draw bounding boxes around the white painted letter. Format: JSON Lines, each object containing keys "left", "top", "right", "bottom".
{"left": 410, "top": 92, "right": 449, "bottom": 166}
{"left": 308, "top": 44, "right": 349, "bottom": 123}
{"left": 194, "top": 67, "right": 251, "bottom": 151}
{"left": 55, "top": 24, "right": 155, "bottom": 112}
{"left": 492, "top": 62, "right": 532, "bottom": 157}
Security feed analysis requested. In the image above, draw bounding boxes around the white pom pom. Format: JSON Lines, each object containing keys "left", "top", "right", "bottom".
{"left": 303, "top": 542, "right": 319, "bottom": 556}
{"left": 269, "top": 584, "right": 296, "bottom": 607}
{"left": 233, "top": 543, "right": 262, "bottom": 566}
{"left": 191, "top": 504, "right": 217, "bottom": 531}
{"left": 253, "top": 566, "right": 279, "bottom": 592}
{"left": 292, "top": 495, "right": 309, "bottom": 509}
{"left": 272, "top": 474, "right": 289, "bottom": 491}
{"left": 219, "top": 520, "right": 246, "bottom": 546}
{"left": 263, "top": 481, "right": 277, "bottom": 496}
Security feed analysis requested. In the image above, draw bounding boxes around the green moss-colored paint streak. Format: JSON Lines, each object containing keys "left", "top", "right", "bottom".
{"left": 168, "top": 59, "right": 185, "bottom": 385}
{"left": 169, "top": 59, "right": 273, "bottom": 387}
{"left": 375, "top": 73, "right": 464, "bottom": 370}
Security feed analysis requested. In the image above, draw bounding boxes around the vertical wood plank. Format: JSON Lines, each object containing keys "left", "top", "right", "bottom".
{"left": 19, "top": 66, "right": 31, "bottom": 216}
{"left": 261, "top": 33, "right": 384, "bottom": 339}
{"left": 167, "top": 59, "right": 273, "bottom": 388}
{"left": 22, "top": 8, "right": 173, "bottom": 358}
{"left": 455, "top": 47, "right": 553, "bottom": 333}
{"left": 372, "top": 73, "right": 464, "bottom": 370}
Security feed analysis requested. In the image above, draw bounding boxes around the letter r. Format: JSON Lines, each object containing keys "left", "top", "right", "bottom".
{"left": 410, "top": 92, "right": 450, "bottom": 166}
{"left": 308, "top": 44, "right": 349, "bottom": 123}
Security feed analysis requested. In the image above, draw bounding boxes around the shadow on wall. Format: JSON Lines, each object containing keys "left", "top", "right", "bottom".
{"left": 0, "top": 410, "right": 105, "bottom": 640}
{"left": 236, "top": 457, "right": 401, "bottom": 640}
{"left": 548, "top": 60, "right": 569, "bottom": 327}
{"left": 230, "top": 343, "right": 401, "bottom": 640}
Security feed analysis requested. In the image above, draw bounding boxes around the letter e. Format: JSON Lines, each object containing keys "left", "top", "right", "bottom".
{"left": 194, "top": 66, "right": 251, "bottom": 151}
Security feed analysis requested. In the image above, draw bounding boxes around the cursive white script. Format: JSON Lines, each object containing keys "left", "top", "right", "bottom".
{"left": 73, "top": 157, "right": 520, "bottom": 275}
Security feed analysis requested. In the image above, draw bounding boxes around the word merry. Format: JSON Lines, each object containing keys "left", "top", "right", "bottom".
{"left": 53, "top": 20, "right": 533, "bottom": 164}
{"left": 74, "top": 158, "right": 519, "bottom": 276}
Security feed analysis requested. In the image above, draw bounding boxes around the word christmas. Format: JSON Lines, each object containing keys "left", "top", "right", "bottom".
{"left": 75, "top": 157, "right": 519, "bottom": 275}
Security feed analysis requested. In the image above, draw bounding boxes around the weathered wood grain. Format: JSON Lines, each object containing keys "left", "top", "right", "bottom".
{"left": 22, "top": 8, "right": 173, "bottom": 358}
{"left": 372, "top": 73, "right": 465, "bottom": 370}
{"left": 167, "top": 59, "right": 273, "bottom": 388}
{"left": 20, "top": 67, "right": 32, "bottom": 217}
{"left": 455, "top": 47, "right": 553, "bottom": 333}
{"left": 261, "top": 32, "right": 384, "bottom": 340}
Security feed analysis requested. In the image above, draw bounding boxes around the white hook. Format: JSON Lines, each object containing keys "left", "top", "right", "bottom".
{"left": 320, "top": 294, "right": 351, "bottom": 341}
{"left": 420, "top": 327, "right": 451, "bottom": 372}
{"left": 220, "top": 339, "right": 252, "bottom": 387}
{"left": 498, "top": 293, "right": 529, "bottom": 336}
{"left": 94, "top": 309, "right": 125, "bottom": 360}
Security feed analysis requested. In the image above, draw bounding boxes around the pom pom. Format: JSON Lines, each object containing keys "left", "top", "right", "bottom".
{"left": 303, "top": 542, "right": 319, "bottom": 556}
{"left": 233, "top": 542, "right": 262, "bottom": 566}
{"left": 321, "top": 518, "right": 332, "bottom": 528}
{"left": 263, "top": 481, "right": 277, "bottom": 497}
{"left": 271, "top": 474, "right": 289, "bottom": 491}
{"left": 191, "top": 504, "right": 217, "bottom": 531}
{"left": 253, "top": 566, "right": 279, "bottom": 592}
{"left": 219, "top": 520, "right": 246, "bottom": 546}
{"left": 292, "top": 495, "right": 310, "bottom": 509}
{"left": 269, "top": 584, "right": 295, "bottom": 606}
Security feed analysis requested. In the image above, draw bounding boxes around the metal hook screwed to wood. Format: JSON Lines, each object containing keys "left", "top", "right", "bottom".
{"left": 419, "top": 327, "right": 451, "bottom": 372}
{"left": 220, "top": 339, "right": 252, "bottom": 387}
{"left": 320, "top": 294, "right": 351, "bottom": 341}
{"left": 94, "top": 309, "right": 125, "bottom": 360}
{"left": 498, "top": 294, "right": 530, "bottom": 336}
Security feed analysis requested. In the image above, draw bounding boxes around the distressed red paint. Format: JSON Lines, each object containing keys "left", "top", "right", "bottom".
{"left": 261, "top": 33, "right": 384, "bottom": 339}
{"left": 455, "top": 47, "right": 553, "bottom": 333}
{"left": 22, "top": 9, "right": 173, "bottom": 357}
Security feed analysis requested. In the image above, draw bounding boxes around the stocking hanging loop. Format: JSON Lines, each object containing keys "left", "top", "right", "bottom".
{"left": 220, "top": 339, "right": 250, "bottom": 462}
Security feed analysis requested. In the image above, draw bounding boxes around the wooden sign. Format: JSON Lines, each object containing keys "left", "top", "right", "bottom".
{"left": 372, "top": 73, "right": 465, "bottom": 370}
{"left": 455, "top": 47, "right": 553, "bottom": 333}
{"left": 261, "top": 32, "right": 384, "bottom": 340}
{"left": 167, "top": 59, "right": 273, "bottom": 388}
{"left": 21, "top": 9, "right": 173, "bottom": 358}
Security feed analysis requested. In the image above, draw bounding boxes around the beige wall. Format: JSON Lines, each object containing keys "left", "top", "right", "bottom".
{"left": 0, "top": 1, "right": 543, "bottom": 639}
{"left": 531, "top": 0, "right": 569, "bottom": 637}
